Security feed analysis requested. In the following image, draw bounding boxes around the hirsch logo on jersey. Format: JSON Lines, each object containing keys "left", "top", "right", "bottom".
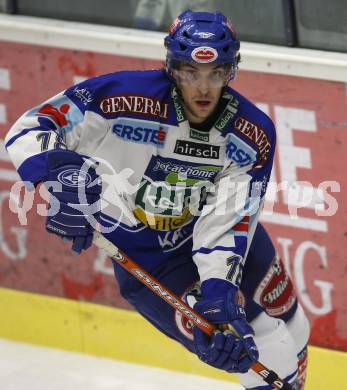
{"left": 134, "top": 156, "right": 222, "bottom": 230}
{"left": 191, "top": 46, "right": 218, "bottom": 63}
{"left": 234, "top": 117, "right": 271, "bottom": 167}
{"left": 57, "top": 169, "right": 92, "bottom": 187}
{"left": 174, "top": 140, "right": 220, "bottom": 159}
{"left": 226, "top": 133, "right": 257, "bottom": 166}
{"left": 112, "top": 118, "right": 168, "bottom": 147}
{"left": 100, "top": 94, "right": 168, "bottom": 119}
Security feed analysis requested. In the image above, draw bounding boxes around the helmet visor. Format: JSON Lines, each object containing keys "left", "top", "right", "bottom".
{"left": 172, "top": 63, "right": 236, "bottom": 88}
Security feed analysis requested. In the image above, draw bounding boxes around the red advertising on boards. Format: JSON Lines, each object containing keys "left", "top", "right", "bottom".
{"left": 0, "top": 41, "right": 346, "bottom": 351}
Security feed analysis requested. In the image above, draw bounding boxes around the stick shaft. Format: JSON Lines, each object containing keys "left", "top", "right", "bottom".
{"left": 93, "top": 232, "right": 292, "bottom": 390}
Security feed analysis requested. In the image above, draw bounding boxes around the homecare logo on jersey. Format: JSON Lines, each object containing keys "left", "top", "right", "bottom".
{"left": 134, "top": 156, "right": 222, "bottom": 230}
{"left": 153, "top": 158, "right": 221, "bottom": 182}
{"left": 226, "top": 133, "right": 257, "bottom": 167}
{"left": 112, "top": 118, "right": 168, "bottom": 148}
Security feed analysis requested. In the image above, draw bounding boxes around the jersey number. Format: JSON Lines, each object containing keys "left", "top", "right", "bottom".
{"left": 36, "top": 132, "right": 66, "bottom": 151}
{"left": 226, "top": 255, "right": 243, "bottom": 287}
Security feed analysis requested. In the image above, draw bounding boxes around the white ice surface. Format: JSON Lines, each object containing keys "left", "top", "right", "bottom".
{"left": 0, "top": 338, "right": 242, "bottom": 390}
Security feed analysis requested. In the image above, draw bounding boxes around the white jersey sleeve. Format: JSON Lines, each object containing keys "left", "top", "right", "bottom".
{"left": 192, "top": 120, "right": 276, "bottom": 299}
{"left": 4, "top": 83, "right": 108, "bottom": 185}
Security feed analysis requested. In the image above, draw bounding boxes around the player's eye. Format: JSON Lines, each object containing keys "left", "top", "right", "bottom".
{"left": 211, "top": 70, "right": 225, "bottom": 80}
{"left": 183, "top": 70, "right": 198, "bottom": 80}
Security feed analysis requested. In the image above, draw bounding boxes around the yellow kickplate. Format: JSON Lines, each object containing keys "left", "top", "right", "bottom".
{"left": 0, "top": 287, "right": 345, "bottom": 389}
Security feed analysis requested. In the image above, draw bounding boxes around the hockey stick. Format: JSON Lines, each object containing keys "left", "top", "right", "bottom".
{"left": 93, "top": 231, "right": 293, "bottom": 390}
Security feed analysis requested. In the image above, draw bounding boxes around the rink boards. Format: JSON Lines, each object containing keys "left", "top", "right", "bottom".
{"left": 0, "top": 286, "right": 346, "bottom": 389}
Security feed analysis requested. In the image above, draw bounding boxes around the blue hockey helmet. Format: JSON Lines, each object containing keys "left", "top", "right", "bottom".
{"left": 165, "top": 10, "right": 240, "bottom": 78}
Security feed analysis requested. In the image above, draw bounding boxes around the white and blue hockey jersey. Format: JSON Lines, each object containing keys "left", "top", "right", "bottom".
{"left": 5, "top": 69, "right": 276, "bottom": 298}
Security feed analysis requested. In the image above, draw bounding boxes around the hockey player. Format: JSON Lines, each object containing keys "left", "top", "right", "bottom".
{"left": 5, "top": 10, "right": 310, "bottom": 389}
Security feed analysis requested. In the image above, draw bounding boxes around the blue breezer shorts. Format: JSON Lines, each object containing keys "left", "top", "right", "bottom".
{"left": 112, "top": 223, "right": 298, "bottom": 353}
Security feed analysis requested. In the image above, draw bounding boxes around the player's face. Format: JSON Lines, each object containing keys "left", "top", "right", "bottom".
{"left": 173, "top": 63, "right": 230, "bottom": 123}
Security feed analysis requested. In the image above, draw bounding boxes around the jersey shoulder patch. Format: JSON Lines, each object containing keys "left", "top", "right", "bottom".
{"left": 66, "top": 69, "right": 172, "bottom": 121}
{"left": 223, "top": 87, "right": 276, "bottom": 168}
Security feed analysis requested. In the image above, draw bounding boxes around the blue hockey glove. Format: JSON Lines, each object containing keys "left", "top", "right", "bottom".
{"left": 44, "top": 149, "right": 102, "bottom": 254}
{"left": 191, "top": 288, "right": 259, "bottom": 373}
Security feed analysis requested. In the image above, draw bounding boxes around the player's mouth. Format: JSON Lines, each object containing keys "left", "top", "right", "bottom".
{"left": 194, "top": 100, "right": 212, "bottom": 109}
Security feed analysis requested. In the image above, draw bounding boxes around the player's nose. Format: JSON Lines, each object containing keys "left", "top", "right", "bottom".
{"left": 197, "top": 78, "right": 210, "bottom": 94}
